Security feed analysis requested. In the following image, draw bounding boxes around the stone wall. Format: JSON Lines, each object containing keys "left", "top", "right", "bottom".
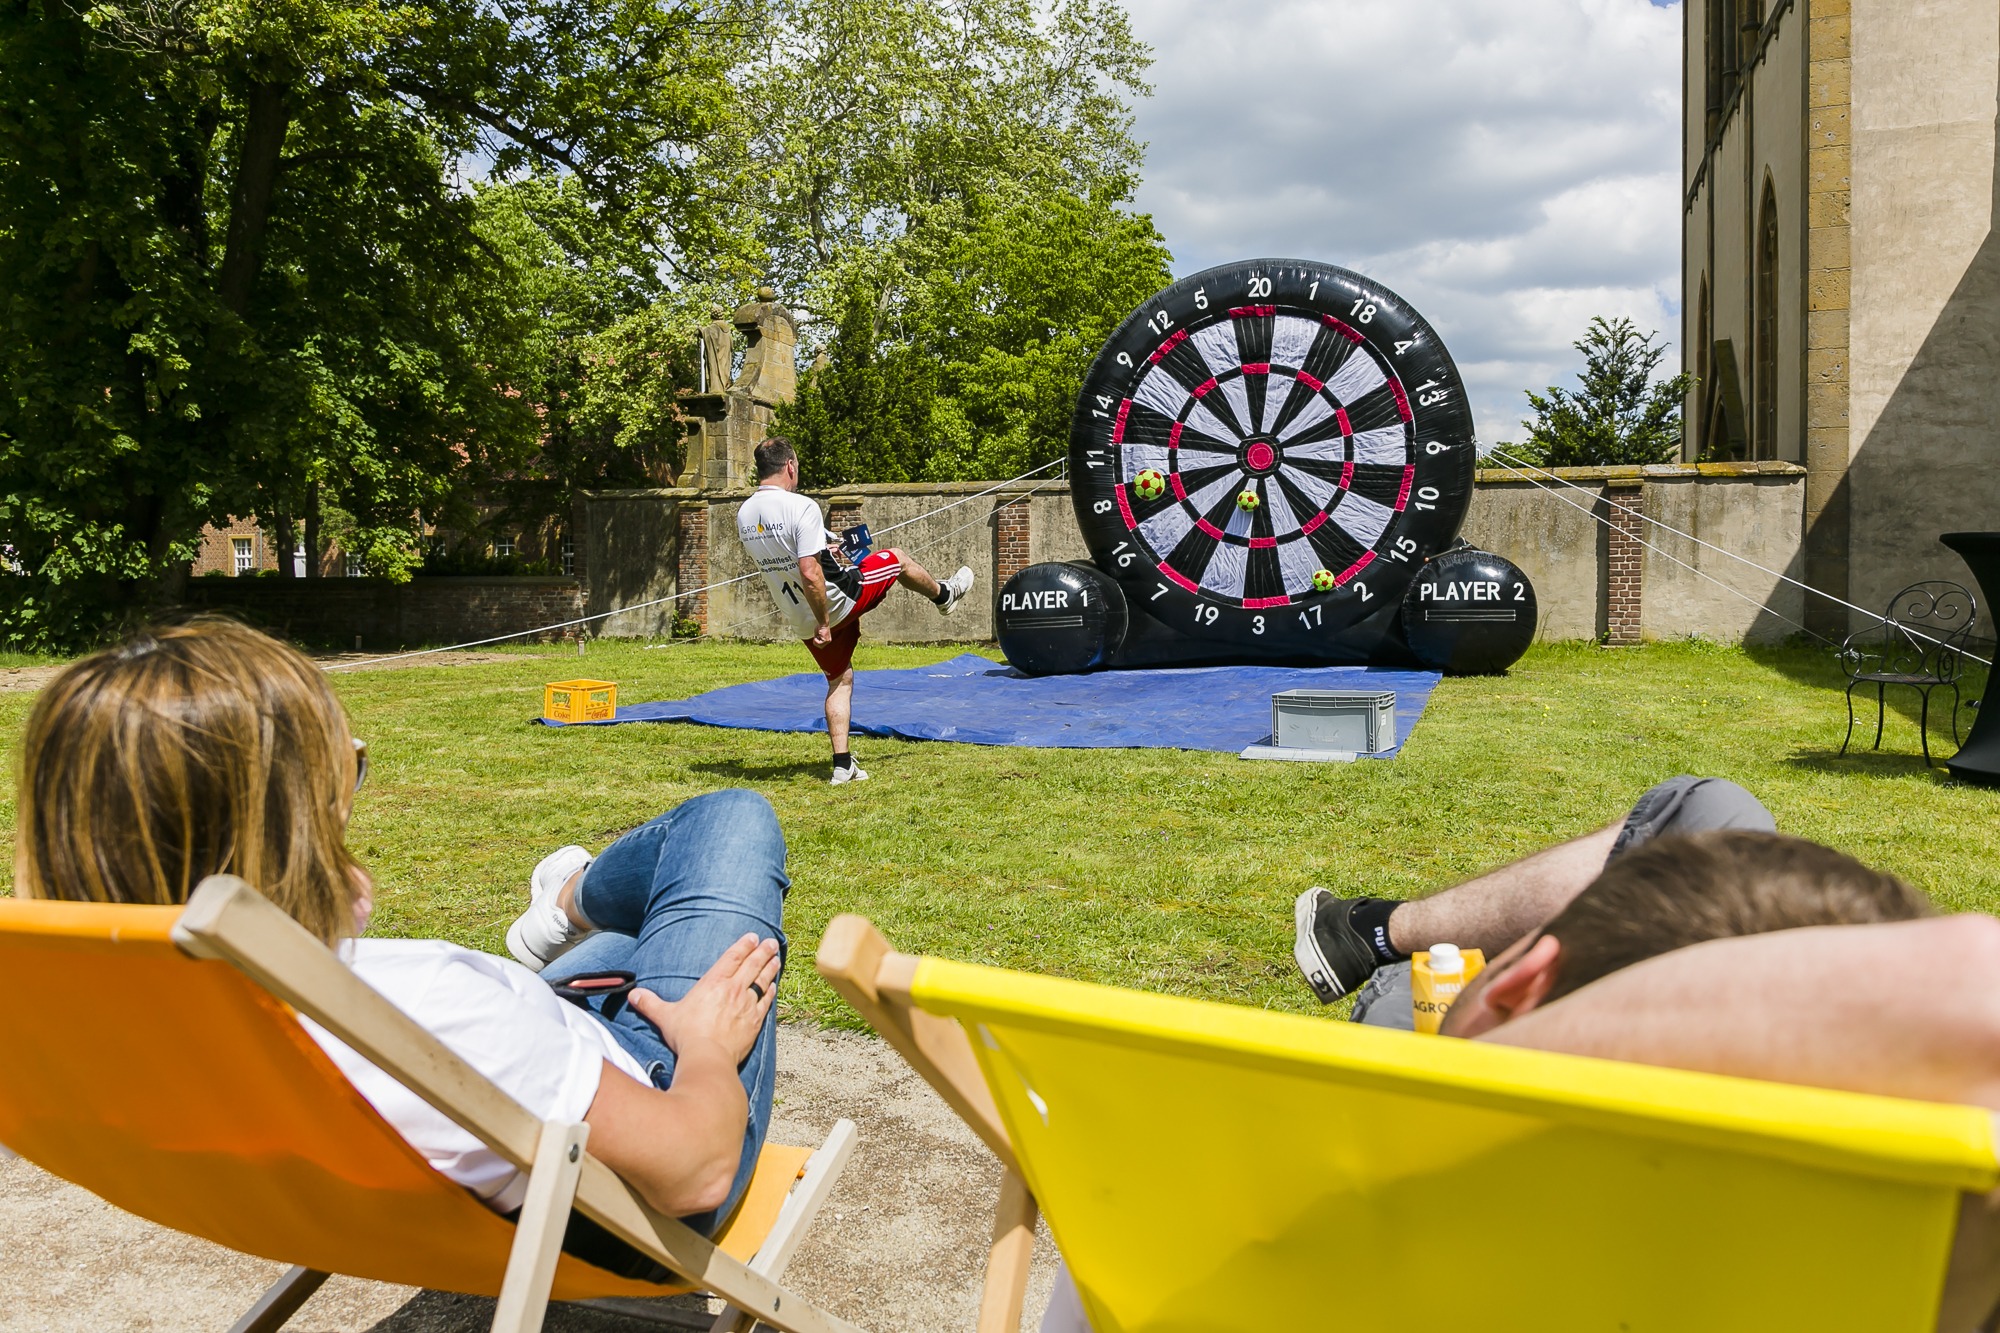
{"left": 182, "top": 576, "right": 584, "bottom": 649}
{"left": 1463, "top": 462, "right": 1808, "bottom": 644}
{"left": 577, "top": 463, "right": 1810, "bottom": 647}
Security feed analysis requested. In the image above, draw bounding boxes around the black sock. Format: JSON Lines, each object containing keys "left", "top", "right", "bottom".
{"left": 1347, "top": 897, "right": 1406, "bottom": 965}
{"left": 832, "top": 752, "right": 852, "bottom": 770}
{"left": 931, "top": 584, "right": 951, "bottom": 604}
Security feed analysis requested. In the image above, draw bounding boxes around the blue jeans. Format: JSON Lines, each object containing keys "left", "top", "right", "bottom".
{"left": 542, "top": 789, "right": 789, "bottom": 1236}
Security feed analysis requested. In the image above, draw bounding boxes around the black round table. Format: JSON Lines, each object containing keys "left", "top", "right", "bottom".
{"left": 1941, "top": 532, "right": 2000, "bottom": 784}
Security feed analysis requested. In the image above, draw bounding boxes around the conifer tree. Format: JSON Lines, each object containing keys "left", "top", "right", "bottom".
{"left": 1514, "top": 317, "right": 1690, "bottom": 467}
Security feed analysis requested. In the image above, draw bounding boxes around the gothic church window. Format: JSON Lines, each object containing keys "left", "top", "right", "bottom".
{"left": 1695, "top": 276, "right": 1711, "bottom": 459}
{"left": 1754, "top": 180, "right": 1779, "bottom": 460}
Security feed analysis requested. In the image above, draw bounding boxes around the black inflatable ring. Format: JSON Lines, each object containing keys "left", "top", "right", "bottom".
{"left": 1068, "top": 259, "right": 1476, "bottom": 651}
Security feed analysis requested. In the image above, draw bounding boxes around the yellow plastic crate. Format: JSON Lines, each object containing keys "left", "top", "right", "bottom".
{"left": 543, "top": 679, "right": 618, "bottom": 724}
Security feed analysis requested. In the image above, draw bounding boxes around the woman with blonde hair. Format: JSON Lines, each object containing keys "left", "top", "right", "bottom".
{"left": 15, "top": 617, "right": 786, "bottom": 1277}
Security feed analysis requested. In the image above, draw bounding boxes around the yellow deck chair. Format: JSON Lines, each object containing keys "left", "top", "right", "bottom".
{"left": 0, "top": 878, "right": 869, "bottom": 1333}
{"left": 818, "top": 915, "right": 2000, "bottom": 1333}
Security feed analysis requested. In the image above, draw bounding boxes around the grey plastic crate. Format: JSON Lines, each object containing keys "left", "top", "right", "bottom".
{"left": 1271, "top": 689, "right": 1397, "bottom": 755}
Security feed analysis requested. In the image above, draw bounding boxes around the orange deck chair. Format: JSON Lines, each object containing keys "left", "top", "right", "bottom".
{"left": 0, "top": 877, "right": 867, "bottom": 1333}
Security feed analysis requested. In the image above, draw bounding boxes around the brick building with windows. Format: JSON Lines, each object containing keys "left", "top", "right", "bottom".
{"left": 1685, "top": 0, "right": 2000, "bottom": 633}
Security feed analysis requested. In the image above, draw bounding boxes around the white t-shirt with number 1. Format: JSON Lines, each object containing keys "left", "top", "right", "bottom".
{"left": 736, "top": 485, "right": 854, "bottom": 638}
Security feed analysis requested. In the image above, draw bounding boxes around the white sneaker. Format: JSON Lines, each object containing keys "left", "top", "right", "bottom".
{"left": 830, "top": 763, "right": 870, "bottom": 785}
{"left": 505, "top": 845, "right": 594, "bottom": 970}
{"left": 937, "top": 566, "right": 975, "bottom": 615}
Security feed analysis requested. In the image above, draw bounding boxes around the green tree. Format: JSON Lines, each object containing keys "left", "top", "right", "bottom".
{"left": 1513, "top": 316, "right": 1691, "bottom": 468}
{"left": 735, "top": 0, "right": 1148, "bottom": 292}
{"left": 470, "top": 177, "right": 716, "bottom": 548}
{"left": 755, "top": 0, "right": 1169, "bottom": 484}
{"left": 0, "top": 0, "right": 745, "bottom": 646}
{"left": 783, "top": 190, "right": 1171, "bottom": 485}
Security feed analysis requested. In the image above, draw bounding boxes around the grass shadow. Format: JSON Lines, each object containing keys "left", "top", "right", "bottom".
{"left": 689, "top": 758, "right": 837, "bottom": 782}
{"left": 1778, "top": 746, "right": 1958, "bottom": 779}
{"left": 1743, "top": 637, "right": 1986, "bottom": 749}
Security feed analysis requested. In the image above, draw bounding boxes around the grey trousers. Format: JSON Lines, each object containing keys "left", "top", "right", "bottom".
{"left": 1350, "top": 776, "right": 1776, "bottom": 1030}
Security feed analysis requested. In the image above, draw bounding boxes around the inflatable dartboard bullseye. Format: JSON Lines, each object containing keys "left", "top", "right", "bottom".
{"left": 1069, "top": 258, "right": 1477, "bottom": 652}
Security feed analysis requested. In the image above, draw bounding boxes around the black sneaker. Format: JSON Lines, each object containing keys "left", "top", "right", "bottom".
{"left": 1292, "top": 888, "right": 1390, "bottom": 1004}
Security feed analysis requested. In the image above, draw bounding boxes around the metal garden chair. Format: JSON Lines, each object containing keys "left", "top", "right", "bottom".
{"left": 1839, "top": 580, "right": 1978, "bottom": 765}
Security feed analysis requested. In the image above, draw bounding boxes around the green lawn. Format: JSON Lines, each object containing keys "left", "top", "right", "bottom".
{"left": 0, "top": 637, "right": 1991, "bottom": 1028}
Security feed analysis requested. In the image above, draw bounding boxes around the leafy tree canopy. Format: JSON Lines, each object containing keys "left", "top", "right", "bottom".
{"left": 783, "top": 190, "right": 1171, "bottom": 486}
{"left": 761, "top": 0, "right": 1170, "bottom": 485}
{"left": 0, "top": 0, "right": 744, "bottom": 644}
{"left": 1510, "top": 316, "right": 1691, "bottom": 469}
{"left": 0, "top": 0, "right": 1165, "bottom": 646}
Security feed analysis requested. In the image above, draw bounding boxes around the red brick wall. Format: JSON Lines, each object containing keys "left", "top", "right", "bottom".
{"left": 826, "top": 495, "right": 865, "bottom": 536}
{"left": 191, "top": 518, "right": 278, "bottom": 577}
{"left": 676, "top": 502, "right": 709, "bottom": 633}
{"left": 994, "top": 500, "right": 1031, "bottom": 588}
{"left": 1604, "top": 481, "right": 1645, "bottom": 645}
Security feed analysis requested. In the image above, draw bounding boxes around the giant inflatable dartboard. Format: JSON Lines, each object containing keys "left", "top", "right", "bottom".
{"left": 1069, "top": 259, "right": 1478, "bottom": 653}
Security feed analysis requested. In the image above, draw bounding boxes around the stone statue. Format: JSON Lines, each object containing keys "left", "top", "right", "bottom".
{"left": 730, "top": 285, "right": 799, "bottom": 406}
{"left": 680, "top": 287, "right": 801, "bottom": 491}
{"left": 699, "top": 303, "right": 733, "bottom": 396}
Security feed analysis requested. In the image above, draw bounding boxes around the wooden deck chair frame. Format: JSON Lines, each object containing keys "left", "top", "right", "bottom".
{"left": 816, "top": 917, "right": 1036, "bottom": 1333}
{"left": 818, "top": 913, "right": 2000, "bottom": 1333}
{"left": 158, "top": 875, "right": 869, "bottom": 1333}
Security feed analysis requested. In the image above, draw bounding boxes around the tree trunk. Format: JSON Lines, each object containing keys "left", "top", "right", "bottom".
{"left": 304, "top": 481, "right": 322, "bottom": 579}
{"left": 273, "top": 513, "right": 295, "bottom": 578}
{"left": 217, "top": 81, "right": 292, "bottom": 317}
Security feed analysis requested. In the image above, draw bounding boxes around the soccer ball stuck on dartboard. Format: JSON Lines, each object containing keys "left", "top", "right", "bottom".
{"left": 1132, "top": 469, "right": 1167, "bottom": 501}
{"left": 1236, "top": 489, "right": 1260, "bottom": 513}
{"left": 1312, "top": 568, "right": 1338, "bottom": 592}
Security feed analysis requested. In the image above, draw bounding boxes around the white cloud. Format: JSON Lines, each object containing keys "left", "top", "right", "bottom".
{"left": 1126, "top": 0, "right": 1684, "bottom": 448}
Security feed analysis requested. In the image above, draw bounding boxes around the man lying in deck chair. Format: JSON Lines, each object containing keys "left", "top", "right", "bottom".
{"left": 1292, "top": 775, "right": 1781, "bottom": 1021}
{"left": 14, "top": 617, "right": 788, "bottom": 1278}
{"left": 1037, "top": 802, "right": 2000, "bottom": 1332}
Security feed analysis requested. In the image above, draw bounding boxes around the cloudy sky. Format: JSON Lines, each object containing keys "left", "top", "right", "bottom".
{"left": 1124, "top": 0, "right": 1684, "bottom": 449}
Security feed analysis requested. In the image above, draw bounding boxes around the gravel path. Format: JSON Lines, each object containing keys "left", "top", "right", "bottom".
{"left": 0, "top": 1024, "right": 1058, "bottom": 1332}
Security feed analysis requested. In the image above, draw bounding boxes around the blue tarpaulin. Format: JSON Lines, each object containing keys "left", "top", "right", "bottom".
{"left": 540, "top": 654, "right": 1442, "bottom": 756}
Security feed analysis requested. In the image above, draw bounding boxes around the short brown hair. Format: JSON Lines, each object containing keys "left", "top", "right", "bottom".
{"left": 15, "top": 617, "right": 365, "bottom": 943}
{"left": 754, "top": 436, "right": 797, "bottom": 479}
{"left": 1539, "top": 830, "right": 1932, "bottom": 1003}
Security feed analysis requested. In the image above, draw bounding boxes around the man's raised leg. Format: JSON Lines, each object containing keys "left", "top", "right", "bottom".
{"left": 880, "top": 546, "right": 973, "bottom": 613}
{"left": 886, "top": 547, "right": 942, "bottom": 599}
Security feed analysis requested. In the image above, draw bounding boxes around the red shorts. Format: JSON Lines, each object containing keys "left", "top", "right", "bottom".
{"left": 805, "top": 549, "right": 902, "bottom": 678}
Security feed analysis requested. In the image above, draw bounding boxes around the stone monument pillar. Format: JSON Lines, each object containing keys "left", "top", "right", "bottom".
{"left": 677, "top": 287, "right": 799, "bottom": 491}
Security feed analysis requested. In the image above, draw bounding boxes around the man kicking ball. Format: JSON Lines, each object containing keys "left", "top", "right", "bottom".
{"left": 735, "top": 438, "right": 973, "bottom": 784}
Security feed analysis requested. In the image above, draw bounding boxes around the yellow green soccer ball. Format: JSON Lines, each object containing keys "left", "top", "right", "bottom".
{"left": 1236, "top": 489, "right": 1260, "bottom": 512}
{"left": 1132, "top": 469, "right": 1167, "bottom": 501}
{"left": 1312, "top": 568, "right": 1338, "bottom": 592}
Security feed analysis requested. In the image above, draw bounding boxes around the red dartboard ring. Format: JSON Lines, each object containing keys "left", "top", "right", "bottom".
{"left": 1069, "top": 259, "right": 1477, "bottom": 651}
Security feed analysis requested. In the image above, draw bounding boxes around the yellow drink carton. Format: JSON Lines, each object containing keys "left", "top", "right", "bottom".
{"left": 1411, "top": 943, "right": 1485, "bottom": 1034}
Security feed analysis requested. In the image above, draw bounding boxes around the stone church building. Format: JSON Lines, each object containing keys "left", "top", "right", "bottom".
{"left": 1685, "top": 0, "right": 2000, "bottom": 634}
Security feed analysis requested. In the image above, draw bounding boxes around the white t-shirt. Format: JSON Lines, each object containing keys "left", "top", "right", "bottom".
{"left": 299, "top": 939, "right": 651, "bottom": 1213}
{"left": 736, "top": 486, "right": 854, "bottom": 638}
